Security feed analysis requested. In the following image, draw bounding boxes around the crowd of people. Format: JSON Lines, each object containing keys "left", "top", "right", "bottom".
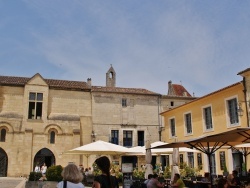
{"left": 34, "top": 160, "right": 250, "bottom": 188}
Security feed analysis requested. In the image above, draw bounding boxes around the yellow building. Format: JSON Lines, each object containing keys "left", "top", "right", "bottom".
{"left": 161, "top": 68, "right": 250, "bottom": 176}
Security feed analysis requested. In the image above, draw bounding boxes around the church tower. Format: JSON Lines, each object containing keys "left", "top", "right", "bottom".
{"left": 106, "top": 65, "right": 116, "bottom": 87}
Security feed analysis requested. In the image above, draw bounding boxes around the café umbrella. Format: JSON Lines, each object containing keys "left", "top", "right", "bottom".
{"left": 152, "top": 128, "right": 250, "bottom": 187}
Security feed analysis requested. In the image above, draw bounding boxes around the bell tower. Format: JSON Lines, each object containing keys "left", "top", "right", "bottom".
{"left": 106, "top": 64, "right": 116, "bottom": 87}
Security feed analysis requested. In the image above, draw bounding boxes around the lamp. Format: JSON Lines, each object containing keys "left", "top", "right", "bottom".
{"left": 91, "top": 131, "right": 96, "bottom": 138}
{"left": 237, "top": 100, "right": 250, "bottom": 117}
{"left": 237, "top": 103, "right": 244, "bottom": 116}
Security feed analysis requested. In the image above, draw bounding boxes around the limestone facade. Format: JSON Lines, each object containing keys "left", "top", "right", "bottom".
{"left": 0, "top": 67, "right": 195, "bottom": 177}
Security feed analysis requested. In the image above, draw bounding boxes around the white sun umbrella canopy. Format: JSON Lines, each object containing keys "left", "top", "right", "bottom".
{"left": 64, "top": 140, "right": 130, "bottom": 155}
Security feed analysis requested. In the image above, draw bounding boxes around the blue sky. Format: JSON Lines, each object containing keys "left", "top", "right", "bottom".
{"left": 0, "top": 1, "right": 249, "bottom": 97}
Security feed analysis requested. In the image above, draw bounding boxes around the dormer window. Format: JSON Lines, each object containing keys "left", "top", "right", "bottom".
{"left": 28, "top": 92, "right": 43, "bottom": 119}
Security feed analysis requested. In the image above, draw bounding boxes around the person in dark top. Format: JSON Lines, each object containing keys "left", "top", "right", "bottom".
{"left": 92, "top": 156, "right": 119, "bottom": 188}
{"left": 228, "top": 170, "right": 240, "bottom": 187}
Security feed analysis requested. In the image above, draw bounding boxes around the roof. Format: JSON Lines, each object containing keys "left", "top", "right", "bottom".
{"left": 161, "top": 81, "right": 242, "bottom": 115}
{"left": 0, "top": 75, "right": 91, "bottom": 90}
{"left": 0, "top": 75, "right": 160, "bottom": 95}
{"left": 92, "top": 86, "right": 160, "bottom": 95}
{"left": 171, "top": 84, "right": 192, "bottom": 97}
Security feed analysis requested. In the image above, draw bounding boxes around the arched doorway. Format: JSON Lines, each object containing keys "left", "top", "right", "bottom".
{"left": 0, "top": 148, "right": 8, "bottom": 177}
{"left": 33, "top": 148, "right": 55, "bottom": 170}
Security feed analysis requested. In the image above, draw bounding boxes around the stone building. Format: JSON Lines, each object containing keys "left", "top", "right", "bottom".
{"left": 0, "top": 65, "right": 195, "bottom": 177}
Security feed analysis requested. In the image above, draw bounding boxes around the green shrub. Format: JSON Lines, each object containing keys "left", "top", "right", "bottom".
{"left": 28, "top": 172, "right": 42, "bottom": 181}
{"left": 46, "top": 165, "right": 63, "bottom": 182}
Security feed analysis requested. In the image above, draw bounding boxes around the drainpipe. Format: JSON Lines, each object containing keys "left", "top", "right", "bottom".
{"left": 158, "top": 95, "right": 162, "bottom": 141}
{"left": 242, "top": 78, "right": 250, "bottom": 127}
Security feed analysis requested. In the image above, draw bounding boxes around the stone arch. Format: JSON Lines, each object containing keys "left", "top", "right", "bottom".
{"left": 44, "top": 124, "right": 63, "bottom": 134}
{"left": 0, "top": 121, "right": 14, "bottom": 133}
{"left": 33, "top": 148, "right": 55, "bottom": 171}
{"left": 0, "top": 148, "right": 8, "bottom": 177}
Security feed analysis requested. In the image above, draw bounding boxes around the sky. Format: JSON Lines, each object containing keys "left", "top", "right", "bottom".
{"left": 0, "top": 1, "right": 250, "bottom": 97}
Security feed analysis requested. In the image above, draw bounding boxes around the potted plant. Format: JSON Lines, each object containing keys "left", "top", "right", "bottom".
{"left": 242, "top": 162, "right": 247, "bottom": 176}
{"left": 223, "top": 163, "right": 229, "bottom": 177}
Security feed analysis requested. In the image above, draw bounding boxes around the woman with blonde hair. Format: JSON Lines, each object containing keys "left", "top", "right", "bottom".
{"left": 57, "top": 163, "right": 84, "bottom": 188}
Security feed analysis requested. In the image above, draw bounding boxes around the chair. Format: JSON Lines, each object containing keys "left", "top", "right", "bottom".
{"left": 191, "top": 176, "right": 196, "bottom": 181}
{"left": 196, "top": 176, "right": 203, "bottom": 181}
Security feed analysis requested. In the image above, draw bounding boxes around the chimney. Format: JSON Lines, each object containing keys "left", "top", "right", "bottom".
{"left": 87, "top": 78, "right": 92, "bottom": 86}
{"left": 167, "top": 80, "right": 172, "bottom": 95}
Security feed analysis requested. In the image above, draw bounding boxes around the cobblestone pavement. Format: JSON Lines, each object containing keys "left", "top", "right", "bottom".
{"left": 0, "top": 177, "right": 26, "bottom": 188}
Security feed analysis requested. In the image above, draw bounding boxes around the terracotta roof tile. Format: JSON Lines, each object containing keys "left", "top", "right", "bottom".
{"left": 0, "top": 75, "right": 90, "bottom": 90}
{"left": 92, "top": 86, "right": 160, "bottom": 95}
{"left": 172, "top": 84, "right": 192, "bottom": 97}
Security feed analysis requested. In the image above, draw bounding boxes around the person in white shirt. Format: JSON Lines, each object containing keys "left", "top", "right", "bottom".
{"left": 41, "top": 163, "right": 47, "bottom": 175}
{"left": 34, "top": 164, "right": 40, "bottom": 172}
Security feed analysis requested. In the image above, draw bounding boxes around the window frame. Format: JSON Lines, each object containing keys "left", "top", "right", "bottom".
{"left": 0, "top": 128, "right": 6, "bottom": 142}
{"left": 28, "top": 92, "right": 43, "bottom": 120}
{"left": 49, "top": 131, "right": 56, "bottom": 144}
{"left": 122, "top": 98, "right": 127, "bottom": 107}
{"left": 202, "top": 105, "right": 213, "bottom": 132}
{"left": 169, "top": 117, "right": 176, "bottom": 138}
{"left": 111, "top": 130, "right": 119, "bottom": 145}
{"left": 225, "top": 96, "right": 239, "bottom": 127}
{"left": 137, "top": 130, "right": 144, "bottom": 146}
{"left": 184, "top": 112, "right": 192, "bottom": 135}
{"left": 123, "top": 130, "right": 132, "bottom": 147}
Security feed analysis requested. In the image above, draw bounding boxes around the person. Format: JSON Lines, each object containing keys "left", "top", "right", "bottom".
{"left": 201, "top": 172, "right": 210, "bottom": 183}
{"left": 34, "top": 163, "right": 40, "bottom": 172}
{"left": 217, "top": 178, "right": 228, "bottom": 188}
{"left": 84, "top": 168, "right": 89, "bottom": 176}
{"left": 171, "top": 173, "right": 185, "bottom": 188}
{"left": 146, "top": 173, "right": 164, "bottom": 188}
{"left": 41, "top": 163, "right": 47, "bottom": 175}
{"left": 78, "top": 164, "right": 83, "bottom": 172}
{"left": 92, "top": 156, "right": 119, "bottom": 188}
{"left": 88, "top": 167, "right": 93, "bottom": 174}
{"left": 144, "top": 174, "right": 153, "bottom": 185}
{"left": 227, "top": 170, "right": 240, "bottom": 187}
{"left": 56, "top": 163, "right": 84, "bottom": 188}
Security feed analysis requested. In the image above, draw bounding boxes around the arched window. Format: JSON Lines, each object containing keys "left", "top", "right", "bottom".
{"left": 0, "top": 129, "right": 6, "bottom": 142}
{"left": 50, "top": 131, "right": 55, "bottom": 144}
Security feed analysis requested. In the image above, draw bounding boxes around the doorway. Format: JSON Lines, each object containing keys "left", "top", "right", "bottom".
{"left": 33, "top": 148, "right": 55, "bottom": 171}
{"left": 0, "top": 148, "right": 8, "bottom": 177}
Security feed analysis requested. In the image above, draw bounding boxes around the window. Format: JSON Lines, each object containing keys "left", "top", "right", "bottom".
{"left": 203, "top": 106, "right": 213, "bottom": 130}
{"left": 179, "top": 154, "right": 184, "bottom": 169}
{"left": 187, "top": 152, "right": 194, "bottom": 168}
{"left": 50, "top": 131, "right": 55, "bottom": 144}
{"left": 0, "top": 128, "right": 6, "bottom": 142}
{"left": 185, "top": 113, "right": 192, "bottom": 134}
{"left": 122, "top": 98, "right": 127, "bottom": 107}
{"left": 197, "top": 153, "right": 202, "bottom": 169}
{"left": 170, "top": 101, "right": 174, "bottom": 106}
{"left": 219, "top": 151, "right": 226, "bottom": 170}
{"left": 166, "top": 155, "right": 170, "bottom": 167}
{"left": 130, "top": 99, "right": 134, "bottom": 107}
{"left": 170, "top": 118, "right": 176, "bottom": 137}
{"left": 137, "top": 131, "right": 144, "bottom": 146}
{"left": 227, "top": 98, "right": 239, "bottom": 125}
{"left": 111, "top": 130, "right": 119, "bottom": 145}
{"left": 123, "top": 130, "right": 132, "bottom": 147}
{"left": 28, "top": 92, "right": 43, "bottom": 119}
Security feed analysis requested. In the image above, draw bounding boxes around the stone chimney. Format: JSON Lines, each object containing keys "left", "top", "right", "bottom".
{"left": 87, "top": 78, "right": 92, "bottom": 86}
{"left": 168, "top": 80, "right": 173, "bottom": 95}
